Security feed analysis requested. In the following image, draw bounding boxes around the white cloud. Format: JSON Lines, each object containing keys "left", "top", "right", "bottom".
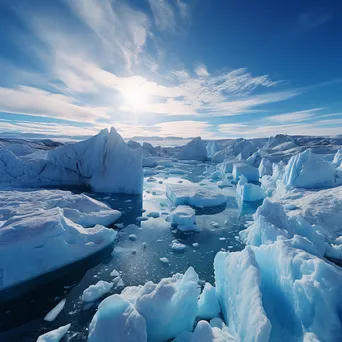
{"left": 195, "top": 64, "right": 209, "bottom": 77}
{"left": 0, "top": 119, "right": 100, "bottom": 138}
{"left": 0, "top": 86, "right": 110, "bottom": 122}
{"left": 153, "top": 121, "right": 213, "bottom": 138}
{"left": 66, "top": 0, "right": 150, "bottom": 70}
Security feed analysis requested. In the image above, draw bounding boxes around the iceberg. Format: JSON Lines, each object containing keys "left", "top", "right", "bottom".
{"left": 0, "top": 127, "right": 143, "bottom": 194}
{"left": 166, "top": 184, "right": 226, "bottom": 207}
{"left": 88, "top": 294, "right": 147, "bottom": 342}
{"left": 121, "top": 267, "right": 200, "bottom": 342}
{"left": 253, "top": 237, "right": 342, "bottom": 341}
{"left": 282, "top": 149, "right": 340, "bottom": 189}
{"left": 236, "top": 175, "right": 265, "bottom": 202}
{"left": 0, "top": 189, "right": 119, "bottom": 290}
{"left": 170, "top": 205, "right": 198, "bottom": 232}
{"left": 212, "top": 139, "right": 255, "bottom": 163}
{"left": 177, "top": 137, "right": 207, "bottom": 161}
{"left": 263, "top": 134, "right": 297, "bottom": 150}
{"left": 232, "top": 163, "right": 259, "bottom": 182}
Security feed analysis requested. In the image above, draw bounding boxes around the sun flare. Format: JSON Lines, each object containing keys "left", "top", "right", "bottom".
{"left": 120, "top": 85, "right": 149, "bottom": 110}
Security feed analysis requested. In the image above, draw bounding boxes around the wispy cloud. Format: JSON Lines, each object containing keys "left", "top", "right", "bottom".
{"left": 266, "top": 108, "right": 324, "bottom": 123}
{"left": 0, "top": 86, "right": 109, "bottom": 122}
{"left": 219, "top": 116, "right": 342, "bottom": 138}
{"left": 148, "top": 0, "right": 189, "bottom": 32}
{"left": 296, "top": 10, "right": 332, "bottom": 32}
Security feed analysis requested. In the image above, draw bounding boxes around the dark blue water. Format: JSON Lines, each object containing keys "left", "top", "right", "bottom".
{"left": 0, "top": 161, "right": 259, "bottom": 341}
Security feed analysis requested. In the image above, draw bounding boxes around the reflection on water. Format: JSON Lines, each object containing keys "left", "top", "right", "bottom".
{"left": 0, "top": 161, "right": 260, "bottom": 342}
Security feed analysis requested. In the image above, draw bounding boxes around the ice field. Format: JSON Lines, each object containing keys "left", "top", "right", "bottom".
{"left": 0, "top": 129, "right": 342, "bottom": 341}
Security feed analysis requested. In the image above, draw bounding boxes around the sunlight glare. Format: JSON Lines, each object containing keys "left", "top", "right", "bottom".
{"left": 120, "top": 83, "right": 149, "bottom": 110}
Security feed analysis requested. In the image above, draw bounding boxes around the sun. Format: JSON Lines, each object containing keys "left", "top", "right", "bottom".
{"left": 120, "top": 84, "right": 149, "bottom": 110}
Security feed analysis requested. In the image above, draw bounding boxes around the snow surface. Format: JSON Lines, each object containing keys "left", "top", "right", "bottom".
{"left": 236, "top": 175, "right": 265, "bottom": 202}
{"left": 166, "top": 184, "right": 226, "bottom": 207}
{"left": 170, "top": 205, "right": 198, "bottom": 232}
{"left": 37, "top": 324, "right": 71, "bottom": 342}
{"left": 281, "top": 186, "right": 342, "bottom": 238}
{"left": 82, "top": 280, "right": 114, "bottom": 302}
{"left": 0, "top": 189, "right": 119, "bottom": 290}
{"left": 0, "top": 127, "right": 143, "bottom": 194}
{"left": 177, "top": 137, "right": 207, "bottom": 161}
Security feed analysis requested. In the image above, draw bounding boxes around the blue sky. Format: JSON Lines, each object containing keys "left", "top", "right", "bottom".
{"left": 0, "top": 0, "right": 341, "bottom": 139}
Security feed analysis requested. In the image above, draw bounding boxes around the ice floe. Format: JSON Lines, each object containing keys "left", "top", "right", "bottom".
{"left": 170, "top": 205, "right": 198, "bottom": 232}
{"left": 166, "top": 184, "right": 226, "bottom": 207}
{"left": 0, "top": 189, "right": 119, "bottom": 290}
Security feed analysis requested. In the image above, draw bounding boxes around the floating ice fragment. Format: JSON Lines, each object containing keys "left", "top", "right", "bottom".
{"left": 44, "top": 299, "right": 66, "bottom": 322}
{"left": 82, "top": 281, "right": 114, "bottom": 302}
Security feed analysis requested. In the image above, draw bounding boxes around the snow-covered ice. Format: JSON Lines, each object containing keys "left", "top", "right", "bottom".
{"left": 170, "top": 205, "right": 198, "bottom": 232}
{"left": 166, "top": 184, "right": 226, "bottom": 207}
